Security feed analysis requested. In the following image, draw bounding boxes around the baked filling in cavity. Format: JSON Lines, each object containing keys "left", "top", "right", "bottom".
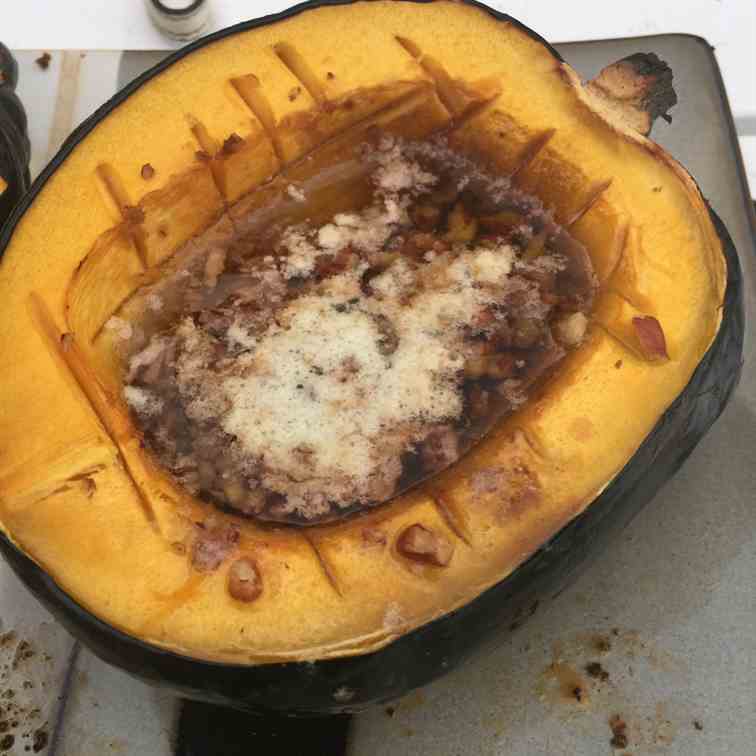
{"left": 119, "top": 137, "right": 596, "bottom": 524}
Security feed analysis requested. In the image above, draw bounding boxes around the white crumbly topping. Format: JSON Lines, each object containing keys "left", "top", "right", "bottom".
{"left": 105, "top": 316, "right": 133, "bottom": 340}
{"left": 316, "top": 197, "right": 408, "bottom": 253}
{"left": 124, "top": 385, "right": 163, "bottom": 416}
{"left": 278, "top": 227, "right": 319, "bottom": 279}
{"left": 286, "top": 184, "right": 306, "bottom": 202}
{"left": 225, "top": 319, "right": 258, "bottom": 350}
{"left": 555, "top": 311, "right": 588, "bottom": 347}
{"left": 371, "top": 140, "right": 437, "bottom": 194}
{"left": 449, "top": 245, "right": 514, "bottom": 285}
{"left": 218, "top": 241, "right": 513, "bottom": 506}
{"left": 370, "top": 258, "right": 417, "bottom": 299}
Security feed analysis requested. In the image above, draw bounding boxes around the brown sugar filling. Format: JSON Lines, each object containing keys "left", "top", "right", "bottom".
{"left": 120, "top": 137, "right": 596, "bottom": 524}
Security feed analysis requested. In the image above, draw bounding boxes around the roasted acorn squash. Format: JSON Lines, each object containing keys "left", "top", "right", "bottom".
{"left": 0, "top": 1, "right": 743, "bottom": 713}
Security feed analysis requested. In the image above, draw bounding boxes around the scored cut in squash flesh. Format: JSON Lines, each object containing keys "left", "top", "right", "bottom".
{"left": 0, "top": 0, "right": 725, "bottom": 663}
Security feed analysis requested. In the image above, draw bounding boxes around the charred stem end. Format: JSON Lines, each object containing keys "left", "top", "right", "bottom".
{"left": 586, "top": 52, "right": 677, "bottom": 137}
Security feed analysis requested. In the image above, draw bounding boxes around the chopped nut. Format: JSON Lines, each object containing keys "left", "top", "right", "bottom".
{"left": 204, "top": 247, "right": 226, "bottom": 288}
{"left": 410, "top": 204, "right": 442, "bottom": 231}
{"left": 512, "top": 317, "right": 543, "bottom": 348}
{"left": 479, "top": 209, "right": 523, "bottom": 234}
{"left": 522, "top": 230, "right": 548, "bottom": 261}
{"left": 554, "top": 312, "right": 588, "bottom": 347}
{"left": 227, "top": 557, "right": 263, "bottom": 602}
{"left": 632, "top": 315, "right": 668, "bottom": 360}
{"left": 35, "top": 52, "right": 51, "bottom": 70}
{"left": 140, "top": 163, "right": 155, "bottom": 180}
{"left": 220, "top": 133, "right": 245, "bottom": 156}
{"left": 445, "top": 202, "right": 478, "bottom": 244}
{"left": 397, "top": 524, "right": 454, "bottom": 566}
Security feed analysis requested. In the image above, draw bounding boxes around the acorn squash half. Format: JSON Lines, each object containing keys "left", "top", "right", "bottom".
{"left": 0, "top": 1, "right": 743, "bottom": 713}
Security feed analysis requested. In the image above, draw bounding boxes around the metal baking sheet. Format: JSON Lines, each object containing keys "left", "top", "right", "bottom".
{"left": 351, "top": 34, "right": 756, "bottom": 756}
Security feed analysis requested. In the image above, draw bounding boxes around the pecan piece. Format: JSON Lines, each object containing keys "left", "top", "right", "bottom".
{"left": 397, "top": 524, "right": 454, "bottom": 567}
{"left": 227, "top": 557, "right": 263, "bottom": 603}
{"left": 632, "top": 315, "right": 668, "bottom": 360}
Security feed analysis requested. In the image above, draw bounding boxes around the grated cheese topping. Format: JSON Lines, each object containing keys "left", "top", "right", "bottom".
{"left": 217, "top": 239, "right": 515, "bottom": 506}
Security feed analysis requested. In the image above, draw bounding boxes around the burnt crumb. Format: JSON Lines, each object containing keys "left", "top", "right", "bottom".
{"left": 157, "top": 224, "right": 169, "bottom": 239}
{"left": 0, "top": 734, "right": 13, "bottom": 752}
{"left": 123, "top": 205, "right": 145, "bottom": 225}
{"left": 571, "top": 685, "right": 585, "bottom": 703}
{"left": 693, "top": 720, "right": 703, "bottom": 731}
{"left": 288, "top": 85, "right": 302, "bottom": 101}
{"left": 385, "top": 706, "right": 395, "bottom": 718}
{"left": 652, "top": 186, "right": 663, "bottom": 192}
{"left": 0, "top": 633, "right": 16, "bottom": 648}
{"left": 615, "top": 359, "right": 623, "bottom": 369}
{"left": 32, "top": 729, "right": 48, "bottom": 752}
{"left": 326, "top": 71, "right": 335, "bottom": 80}
{"left": 609, "top": 714, "right": 628, "bottom": 749}
{"left": 35, "top": 53, "right": 51, "bottom": 70}
{"left": 611, "top": 628, "right": 620, "bottom": 636}
{"left": 585, "top": 661, "right": 610, "bottom": 682}
{"left": 22, "top": 682, "right": 32, "bottom": 690}
{"left": 12, "top": 641, "right": 35, "bottom": 670}
{"left": 221, "top": 133, "right": 245, "bottom": 156}
{"left": 195, "top": 149, "right": 211, "bottom": 163}
{"left": 140, "top": 163, "right": 156, "bottom": 180}
{"left": 594, "top": 636, "right": 612, "bottom": 653}
{"left": 59, "top": 332, "right": 74, "bottom": 352}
